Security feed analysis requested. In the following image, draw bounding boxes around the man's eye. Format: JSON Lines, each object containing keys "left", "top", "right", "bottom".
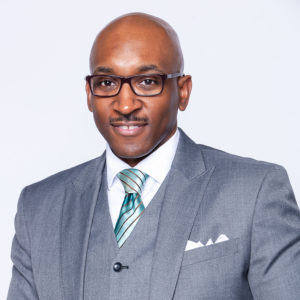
{"left": 135, "top": 76, "right": 162, "bottom": 91}
{"left": 100, "top": 80, "right": 114, "bottom": 86}
{"left": 143, "top": 79, "right": 155, "bottom": 85}
{"left": 141, "top": 78, "right": 157, "bottom": 85}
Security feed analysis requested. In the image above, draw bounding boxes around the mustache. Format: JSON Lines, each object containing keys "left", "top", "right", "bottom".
{"left": 109, "top": 116, "right": 148, "bottom": 122}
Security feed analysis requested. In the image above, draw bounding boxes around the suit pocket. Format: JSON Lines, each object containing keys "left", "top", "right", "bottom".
{"left": 181, "top": 238, "right": 240, "bottom": 267}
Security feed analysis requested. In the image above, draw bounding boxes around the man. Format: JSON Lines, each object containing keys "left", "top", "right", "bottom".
{"left": 8, "top": 12, "right": 300, "bottom": 300}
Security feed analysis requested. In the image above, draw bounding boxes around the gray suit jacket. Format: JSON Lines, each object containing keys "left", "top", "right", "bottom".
{"left": 8, "top": 129, "right": 300, "bottom": 299}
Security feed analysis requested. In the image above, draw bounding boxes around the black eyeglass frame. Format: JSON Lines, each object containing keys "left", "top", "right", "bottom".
{"left": 85, "top": 72, "right": 184, "bottom": 97}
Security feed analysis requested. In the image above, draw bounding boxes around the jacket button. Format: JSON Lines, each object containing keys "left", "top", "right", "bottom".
{"left": 113, "top": 262, "right": 122, "bottom": 272}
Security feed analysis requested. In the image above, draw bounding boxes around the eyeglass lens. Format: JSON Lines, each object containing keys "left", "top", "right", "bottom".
{"left": 90, "top": 74, "right": 163, "bottom": 96}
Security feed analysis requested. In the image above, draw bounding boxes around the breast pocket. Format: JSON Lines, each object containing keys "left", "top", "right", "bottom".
{"left": 174, "top": 238, "right": 241, "bottom": 299}
{"left": 181, "top": 238, "right": 240, "bottom": 267}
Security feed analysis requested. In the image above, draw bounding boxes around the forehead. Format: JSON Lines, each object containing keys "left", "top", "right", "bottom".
{"left": 90, "top": 23, "right": 176, "bottom": 75}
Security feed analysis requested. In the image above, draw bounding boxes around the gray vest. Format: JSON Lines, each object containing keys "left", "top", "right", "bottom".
{"left": 84, "top": 169, "right": 169, "bottom": 300}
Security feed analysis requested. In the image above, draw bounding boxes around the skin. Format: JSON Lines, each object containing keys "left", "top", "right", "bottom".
{"left": 86, "top": 13, "right": 192, "bottom": 167}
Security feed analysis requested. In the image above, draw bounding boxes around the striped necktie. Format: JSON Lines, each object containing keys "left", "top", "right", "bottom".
{"left": 114, "top": 168, "right": 149, "bottom": 248}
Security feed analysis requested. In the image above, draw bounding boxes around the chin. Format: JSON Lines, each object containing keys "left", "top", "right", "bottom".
{"left": 116, "top": 149, "right": 148, "bottom": 160}
{"left": 112, "top": 144, "right": 153, "bottom": 160}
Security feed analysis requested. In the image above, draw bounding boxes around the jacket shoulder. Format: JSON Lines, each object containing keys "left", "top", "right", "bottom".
{"left": 23, "top": 155, "right": 104, "bottom": 195}
{"left": 198, "top": 143, "right": 286, "bottom": 177}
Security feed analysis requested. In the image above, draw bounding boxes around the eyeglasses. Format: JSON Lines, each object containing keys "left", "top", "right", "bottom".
{"left": 85, "top": 72, "right": 184, "bottom": 97}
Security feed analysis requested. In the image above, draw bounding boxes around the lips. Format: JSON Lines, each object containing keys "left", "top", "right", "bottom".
{"left": 118, "top": 125, "right": 141, "bottom": 130}
{"left": 111, "top": 122, "right": 147, "bottom": 136}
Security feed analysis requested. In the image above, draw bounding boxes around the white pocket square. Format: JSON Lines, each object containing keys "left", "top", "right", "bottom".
{"left": 185, "top": 240, "right": 204, "bottom": 251}
{"left": 185, "top": 234, "right": 229, "bottom": 251}
{"left": 215, "top": 234, "right": 229, "bottom": 244}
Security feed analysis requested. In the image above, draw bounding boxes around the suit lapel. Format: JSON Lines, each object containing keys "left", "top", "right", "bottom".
{"left": 60, "top": 154, "right": 106, "bottom": 300}
{"left": 149, "top": 130, "right": 215, "bottom": 300}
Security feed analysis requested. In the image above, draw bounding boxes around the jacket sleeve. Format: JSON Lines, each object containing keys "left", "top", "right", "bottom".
{"left": 248, "top": 165, "right": 300, "bottom": 299}
{"left": 7, "top": 187, "right": 39, "bottom": 300}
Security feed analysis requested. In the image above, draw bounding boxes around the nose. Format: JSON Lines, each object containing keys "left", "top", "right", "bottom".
{"left": 112, "top": 82, "right": 142, "bottom": 115}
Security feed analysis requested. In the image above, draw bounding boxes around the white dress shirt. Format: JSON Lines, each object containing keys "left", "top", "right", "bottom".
{"left": 106, "top": 129, "right": 180, "bottom": 228}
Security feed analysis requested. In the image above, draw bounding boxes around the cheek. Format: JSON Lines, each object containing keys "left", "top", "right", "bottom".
{"left": 90, "top": 106, "right": 113, "bottom": 140}
{"left": 150, "top": 96, "right": 178, "bottom": 127}
{"left": 91, "top": 102, "right": 109, "bottom": 126}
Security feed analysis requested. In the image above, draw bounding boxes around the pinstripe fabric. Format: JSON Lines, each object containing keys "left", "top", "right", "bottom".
{"left": 115, "top": 168, "right": 149, "bottom": 248}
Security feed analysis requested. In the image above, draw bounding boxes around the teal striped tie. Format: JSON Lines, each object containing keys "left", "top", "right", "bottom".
{"left": 114, "top": 168, "right": 149, "bottom": 248}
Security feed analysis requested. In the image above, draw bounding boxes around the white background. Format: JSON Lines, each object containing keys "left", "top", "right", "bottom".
{"left": 1, "top": 0, "right": 299, "bottom": 296}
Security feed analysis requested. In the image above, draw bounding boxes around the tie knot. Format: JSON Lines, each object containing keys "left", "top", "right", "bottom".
{"left": 117, "top": 168, "right": 148, "bottom": 194}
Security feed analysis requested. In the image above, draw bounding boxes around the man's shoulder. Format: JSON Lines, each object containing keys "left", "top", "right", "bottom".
{"left": 197, "top": 142, "right": 286, "bottom": 179}
{"left": 15, "top": 154, "right": 106, "bottom": 228}
{"left": 180, "top": 129, "right": 284, "bottom": 175}
{"left": 23, "top": 154, "right": 105, "bottom": 195}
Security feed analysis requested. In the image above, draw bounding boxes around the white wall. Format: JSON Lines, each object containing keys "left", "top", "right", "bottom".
{"left": 1, "top": 0, "right": 299, "bottom": 296}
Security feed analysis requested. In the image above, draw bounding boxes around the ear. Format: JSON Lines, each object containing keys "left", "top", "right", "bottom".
{"left": 85, "top": 81, "right": 93, "bottom": 112}
{"left": 177, "top": 75, "right": 192, "bottom": 111}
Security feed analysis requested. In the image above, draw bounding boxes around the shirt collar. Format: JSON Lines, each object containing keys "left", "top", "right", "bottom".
{"left": 106, "top": 129, "right": 180, "bottom": 189}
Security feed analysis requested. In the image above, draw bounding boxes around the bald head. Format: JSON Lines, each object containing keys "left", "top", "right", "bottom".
{"left": 86, "top": 13, "right": 192, "bottom": 166}
{"left": 89, "top": 12, "right": 184, "bottom": 74}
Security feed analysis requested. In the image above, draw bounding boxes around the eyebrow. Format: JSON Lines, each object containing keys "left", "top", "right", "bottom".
{"left": 93, "top": 66, "right": 114, "bottom": 74}
{"left": 93, "top": 64, "right": 164, "bottom": 75}
{"left": 137, "top": 64, "right": 164, "bottom": 73}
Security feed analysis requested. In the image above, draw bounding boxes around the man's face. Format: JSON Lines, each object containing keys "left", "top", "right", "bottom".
{"left": 86, "top": 22, "right": 191, "bottom": 166}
